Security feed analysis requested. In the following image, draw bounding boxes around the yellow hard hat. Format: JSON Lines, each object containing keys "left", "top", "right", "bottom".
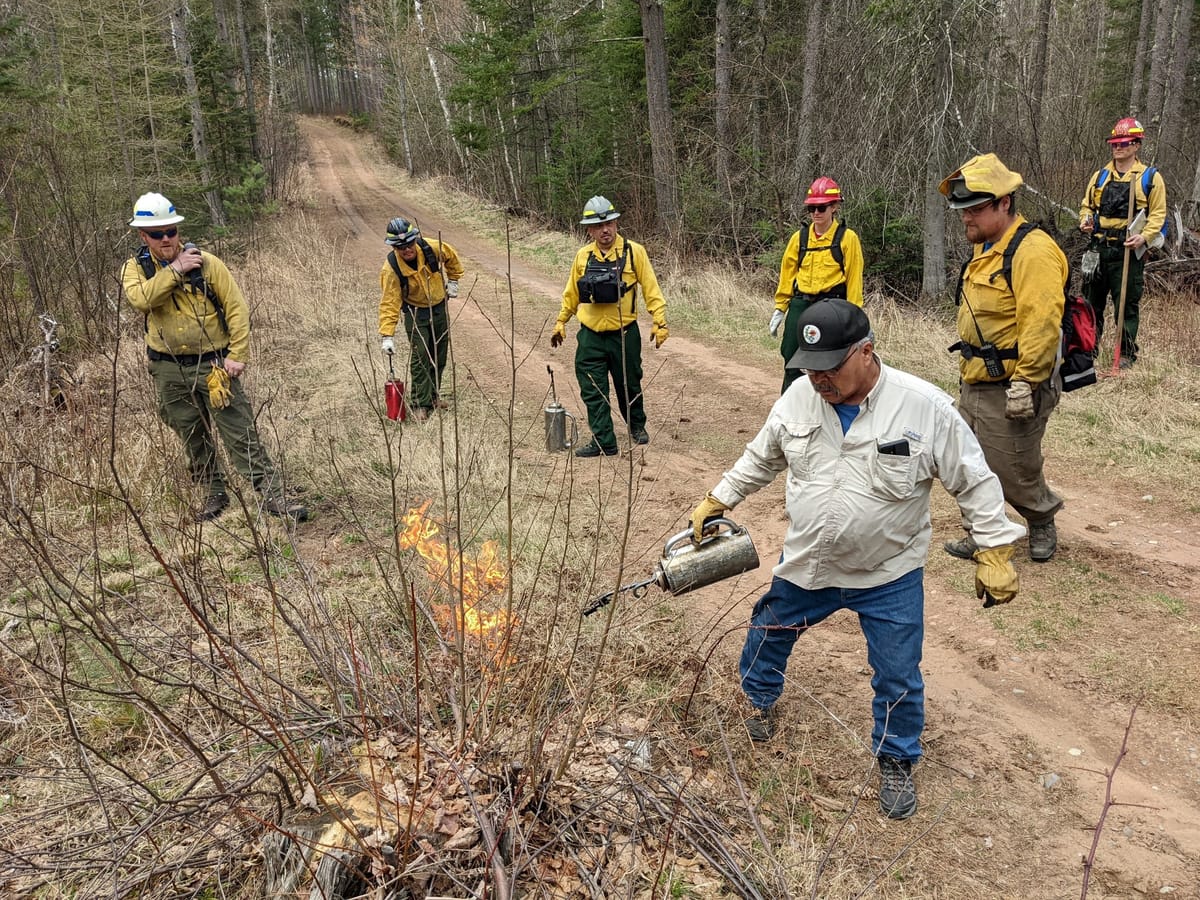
{"left": 938, "top": 153, "right": 1023, "bottom": 209}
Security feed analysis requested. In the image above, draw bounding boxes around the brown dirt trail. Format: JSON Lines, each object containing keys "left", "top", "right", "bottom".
{"left": 299, "top": 116, "right": 1200, "bottom": 899}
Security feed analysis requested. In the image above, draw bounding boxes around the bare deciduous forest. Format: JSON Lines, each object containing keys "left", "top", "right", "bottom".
{"left": 2, "top": 0, "right": 1200, "bottom": 897}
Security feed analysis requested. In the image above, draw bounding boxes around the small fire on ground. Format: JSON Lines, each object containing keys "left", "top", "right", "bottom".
{"left": 398, "top": 501, "right": 516, "bottom": 658}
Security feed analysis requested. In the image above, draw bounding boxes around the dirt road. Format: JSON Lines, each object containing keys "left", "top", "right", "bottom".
{"left": 299, "top": 116, "right": 1200, "bottom": 898}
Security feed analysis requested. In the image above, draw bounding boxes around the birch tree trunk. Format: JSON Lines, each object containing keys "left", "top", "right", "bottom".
{"left": 171, "top": 0, "right": 226, "bottom": 226}
{"left": 262, "top": 0, "right": 278, "bottom": 111}
{"left": 412, "top": 0, "right": 467, "bottom": 172}
{"left": 638, "top": 0, "right": 681, "bottom": 241}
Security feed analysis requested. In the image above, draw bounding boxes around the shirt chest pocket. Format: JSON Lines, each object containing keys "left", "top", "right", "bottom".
{"left": 781, "top": 421, "right": 821, "bottom": 481}
{"left": 869, "top": 449, "right": 922, "bottom": 500}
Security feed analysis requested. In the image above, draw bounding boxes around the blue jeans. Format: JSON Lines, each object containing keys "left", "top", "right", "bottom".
{"left": 738, "top": 568, "right": 925, "bottom": 761}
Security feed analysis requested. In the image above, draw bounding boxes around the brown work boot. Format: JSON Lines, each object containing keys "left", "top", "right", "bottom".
{"left": 194, "top": 493, "right": 229, "bottom": 523}
{"left": 1028, "top": 521, "right": 1057, "bottom": 562}
{"left": 261, "top": 492, "right": 310, "bottom": 522}
{"left": 942, "top": 533, "right": 978, "bottom": 560}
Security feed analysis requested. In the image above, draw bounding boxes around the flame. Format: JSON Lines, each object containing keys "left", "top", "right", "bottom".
{"left": 398, "top": 502, "right": 516, "bottom": 658}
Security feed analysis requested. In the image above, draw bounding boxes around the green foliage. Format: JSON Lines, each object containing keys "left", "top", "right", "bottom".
{"left": 846, "top": 188, "right": 924, "bottom": 293}
{"left": 223, "top": 162, "right": 279, "bottom": 225}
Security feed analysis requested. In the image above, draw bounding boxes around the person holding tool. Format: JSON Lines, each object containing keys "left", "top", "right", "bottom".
{"left": 551, "top": 195, "right": 668, "bottom": 458}
{"left": 1078, "top": 117, "right": 1167, "bottom": 369}
{"left": 378, "top": 217, "right": 465, "bottom": 421}
{"left": 122, "top": 192, "right": 307, "bottom": 523}
{"left": 940, "top": 153, "right": 1067, "bottom": 563}
{"left": 689, "top": 299, "right": 1023, "bottom": 819}
{"left": 771, "top": 177, "right": 865, "bottom": 394}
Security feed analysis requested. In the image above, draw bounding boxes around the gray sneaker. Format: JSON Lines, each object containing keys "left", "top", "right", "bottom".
{"left": 745, "top": 707, "right": 777, "bottom": 743}
{"left": 943, "top": 534, "right": 978, "bottom": 560}
{"left": 1028, "top": 521, "right": 1057, "bottom": 562}
{"left": 878, "top": 756, "right": 918, "bottom": 819}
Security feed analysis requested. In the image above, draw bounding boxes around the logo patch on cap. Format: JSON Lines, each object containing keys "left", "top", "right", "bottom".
{"left": 802, "top": 324, "right": 822, "bottom": 345}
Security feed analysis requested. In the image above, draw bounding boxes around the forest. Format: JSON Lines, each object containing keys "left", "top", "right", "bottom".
{"left": 1, "top": 0, "right": 1198, "bottom": 370}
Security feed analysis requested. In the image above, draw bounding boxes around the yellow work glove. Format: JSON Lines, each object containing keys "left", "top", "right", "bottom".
{"left": 974, "top": 545, "right": 1019, "bottom": 608}
{"left": 550, "top": 322, "right": 566, "bottom": 348}
{"left": 206, "top": 365, "right": 233, "bottom": 410}
{"left": 690, "top": 492, "right": 730, "bottom": 543}
{"left": 650, "top": 323, "right": 669, "bottom": 349}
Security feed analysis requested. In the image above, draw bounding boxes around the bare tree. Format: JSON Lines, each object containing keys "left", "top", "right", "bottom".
{"left": 791, "top": 0, "right": 824, "bottom": 216}
{"left": 1157, "top": 0, "right": 1193, "bottom": 171}
{"left": 1129, "top": 0, "right": 1154, "bottom": 114}
{"left": 170, "top": 0, "right": 226, "bottom": 226}
{"left": 638, "top": 0, "right": 681, "bottom": 240}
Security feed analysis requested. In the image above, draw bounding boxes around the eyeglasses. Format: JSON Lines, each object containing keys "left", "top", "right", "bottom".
{"left": 806, "top": 204, "right": 832, "bottom": 213}
{"left": 803, "top": 343, "right": 861, "bottom": 376}
{"left": 144, "top": 228, "right": 178, "bottom": 240}
{"left": 1110, "top": 140, "right": 1138, "bottom": 149}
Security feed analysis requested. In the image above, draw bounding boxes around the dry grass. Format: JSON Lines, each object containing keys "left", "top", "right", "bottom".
{"left": 2, "top": 170, "right": 1198, "bottom": 897}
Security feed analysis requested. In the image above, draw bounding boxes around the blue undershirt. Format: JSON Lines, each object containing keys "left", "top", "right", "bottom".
{"left": 833, "top": 402, "right": 860, "bottom": 435}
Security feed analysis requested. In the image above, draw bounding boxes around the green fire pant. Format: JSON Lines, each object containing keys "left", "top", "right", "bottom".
{"left": 149, "top": 358, "right": 277, "bottom": 498}
{"left": 1086, "top": 244, "right": 1143, "bottom": 361}
{"left": 403, "top": 301, "right": 450, "bottom": 410}
{"left": 575, "top": 323, "right": 645, "bottom": 451}
{"left": 957, "top": 379, "right": 1062, "bottom": 525}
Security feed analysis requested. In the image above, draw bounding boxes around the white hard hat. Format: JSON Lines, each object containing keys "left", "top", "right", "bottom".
{"left": 129, "top": 192, "right": 185, "bottom": 228}
{"left": 580, "top": 195, "right": 620, "bottom": 225}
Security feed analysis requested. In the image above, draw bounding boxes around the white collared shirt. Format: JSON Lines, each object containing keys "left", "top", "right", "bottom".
{"left": 712, "top": 359, "right": 1025, "bottom": 589}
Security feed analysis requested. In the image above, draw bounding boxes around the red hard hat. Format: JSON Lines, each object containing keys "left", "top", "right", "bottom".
{"left": 1107, "top": 117, "right": 1145, "bottom": 143}
{"left": 805, "top": 176, "right": 842, "bottom": 206}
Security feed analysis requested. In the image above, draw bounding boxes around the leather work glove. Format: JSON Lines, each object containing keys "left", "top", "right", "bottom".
{"left": 550, "top": 322, "right": 566, "bottom": 348}
{"left": 445, "top": 280, "right": 459, "bottom": 299}
{"left": 769, "top": 309, "right": 786, "bottom": 337}
{"left": 205, "top": 365, "right": 233, "bottom": 410}
{"left": 690, "top": 492, "right": 730, "bottom": 543}
{"left": 1005, "top": 381, "right": 1035, "bottom": 421}
{"left": 974, "top": 545, "right": 1019, "bottom": 608}
{"left": 650, "top": 323, "right": 669, "bottom": 349}
{"left": 381, "top": 336, "right": 395, "bottom": 354}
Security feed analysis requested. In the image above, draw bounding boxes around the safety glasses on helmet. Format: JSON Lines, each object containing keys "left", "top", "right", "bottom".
{"left": 145, "top": 228, "right": 178, "bottom": 240}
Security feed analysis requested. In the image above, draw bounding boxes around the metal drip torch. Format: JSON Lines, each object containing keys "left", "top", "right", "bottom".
{"left": 583, "top": 518, "right": 760, "bottom": 616}
{"left": 544, "top": 365, "right": 578, "bottom": 453}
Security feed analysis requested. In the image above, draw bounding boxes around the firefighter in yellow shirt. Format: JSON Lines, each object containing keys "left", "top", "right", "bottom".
{"left": 771, "top": 177, "right": 865, "bottom": 393}
{"left": 940, "top": 153, "right": 1067, "bottom": 563}
{"left": 551, "top": 196, "right": 668, "bottom": 458}
{"left": 1078, "top": 117, "right": 1167, "bottom": 368}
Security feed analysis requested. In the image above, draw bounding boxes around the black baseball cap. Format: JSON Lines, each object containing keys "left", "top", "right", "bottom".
{"left": 785, "top": 299, "right": 871, "bottom": 371}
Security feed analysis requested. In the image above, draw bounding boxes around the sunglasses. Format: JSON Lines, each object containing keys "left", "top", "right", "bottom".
{"left": 144, "top": 227, "right": 178, "bottom": 240}
{"left": 806, "top": 204, "right": 833, "bottom": 212}
{"left": 1110, "top": 140, "right": 1138, "bottom": 149}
